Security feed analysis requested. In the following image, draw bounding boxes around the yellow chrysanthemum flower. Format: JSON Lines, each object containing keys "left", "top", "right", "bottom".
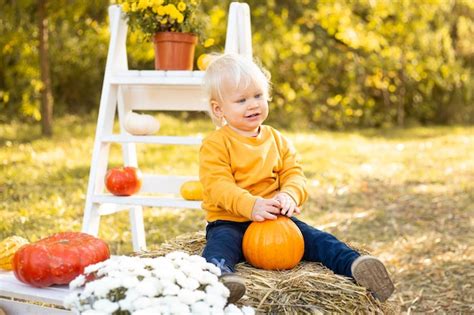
{"left": 204, "top": 38, "right": 215, "bottom": 48}
{"left": 152, "top": 0, "right": 163, "bottom": 6}
{"left": 177, "top": 2, "right": 186, "bottom": 11}
{"left": 160, "top": 17, "right": 168, "bottom": 24}
{"left": 164, "top": 4, "right": 177, "bottom": 15}
{"left": 137, "top": 0, "right": 148, "bottom": 10}
{"left": 131, "top": 2, "right": 137, "bottom": 12}
{"left": 157, "top": 5, "right": 165, "bottom": 15}
{"left": 177, "top": 13, "right": 184, "bottom": 23}
{"left": 122, "top": 2, "right": 130, "bottom": 12}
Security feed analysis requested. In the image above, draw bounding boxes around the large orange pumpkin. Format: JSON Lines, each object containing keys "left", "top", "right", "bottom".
{"left": 242, "top": 216, "right": 305, "bottom": 270}
{"left": 13, "top": 232, "right": 110, "bottom": 287}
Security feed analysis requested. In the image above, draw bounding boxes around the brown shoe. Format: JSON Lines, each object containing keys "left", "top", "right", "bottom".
{"left": 351, "top": 255, "right": 395, "bottom": 302}
{"left": 219, "top": 273, "right": 246, "bottom": 303}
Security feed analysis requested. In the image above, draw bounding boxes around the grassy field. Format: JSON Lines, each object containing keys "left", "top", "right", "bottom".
{"left": 1, "top": 114, "right": 473, "bottom": 313}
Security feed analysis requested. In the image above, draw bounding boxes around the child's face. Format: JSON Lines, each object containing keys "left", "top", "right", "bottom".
{"left": 212, "top": 81, "right": 269, "bottom": 137}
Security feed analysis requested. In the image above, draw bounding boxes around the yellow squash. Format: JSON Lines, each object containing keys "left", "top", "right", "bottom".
{"left": 0, "top": 236, "right": 29, "bottom": 270}
{"left": 180, "top": 181, "right": 204, "bottom": 200}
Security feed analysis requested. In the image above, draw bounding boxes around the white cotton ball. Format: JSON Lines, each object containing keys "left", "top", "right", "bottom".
{"left": 132, "top": 297, "right": 153, "bottom": 310}
{"left": 177, "top": 288, "right": 200, "bottom": 305}
{"left": 140, "top": 258, "right": 156, "bottom": 265}
{"left": 118, "top": 298, "right": 133, "bottom": 312}
{"left": 92, "top": 299, "right": 119, "bottom": 313}
{"left": 145, "top": 304, "right": 171, "bottom": 314}
{"left": 151, "top": 257, "right": 175, "bottom": 271}
{"left": 205, "top": 263, "right": 222, "bottom": 276}
{"left": 69, "top": 274, "right": 86, "bottom": 289}
{"left": 103, "top": 269, "right": 121, "bottom": 278}
{"left": 196, "top": 272, "right": 219, "bottom": 285}
{"left": 209, "top": 307, "right": 225, "bottom": 315}
{"left": 206, "top": 282, "right": 230, "bottom": 298}
{"left": 106, "top": 278, "right": 123, "bottom": 291}
{"left": 63, "top": 292, "right": 79, "bottom": 309}
{"left": 191, "top": 301, "right": 211, "bottom": 314}
{"left": 131, "top": 268, "right": 152, "bottom": 278}
{"left": 169, "top": 302, "right": 191, "bottom": 314}
{"left": 82, "top": 279, "right": 101, "bottom": 298}
{"left": 121, "top": 275, "right": 140, "bottom": 289}
{"left": 177, "top": 276, "right": 200, "bottom": 290}
{"left": 166, "top": 251, "right": 189, "bottom": 261}
{"left": 133, "top": 307, "right": 167, "bottom": 315}
{"left": 162, "top": 283, "right": 180, "bottom": 296}
{"left": 157, "top": 295, "right": 180, "bottom": 306}
{"left": 178, "top": 262, "right": 196, "bottom": 276}
{"left": 154, "top": 268, "right": 177, "bottom": 283}
{"left": 174, "top": 270, "right": 187, "bottom": 285}
{"left": 82, "top": 310, "right": 108, "bottom": 315}
{"left": 187, "top": 255, "right": 208, "bottom": 265}
{"left": 136, "top": 277, "right": 162, "bottom": 297}
{"left": 204, "top": 293, "right": 227, "bottom": 309}
{"left": 92, "top": 278, "right": 114, "bottom": 298}
{"left": 193, "top": 290, "right": 207, "bottom": 301}
{"left": 224, "top": 304, "right": 243, "bottom": 315}
{"left": 64, "top": 292, "right": 85, "bottom": 312}
{"left": 84, "top": 260, "right": 106, "bottom": 274}
{"left": 241, "top": 306, "right": 256, "bottom": 315}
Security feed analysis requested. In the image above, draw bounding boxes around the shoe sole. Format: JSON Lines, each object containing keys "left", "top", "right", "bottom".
{"left": 220, "top": 274, "right": 246, "bottom": 304}
{"left": 352, "top": 256, "right": 395, "bottom": 302}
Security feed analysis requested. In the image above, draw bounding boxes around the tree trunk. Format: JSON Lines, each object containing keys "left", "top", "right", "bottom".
{"left": 397, "top": 54, "right": 406, "bottom": 127}
{"left": 38, "top": 0, "right": 53, "bottom": 136}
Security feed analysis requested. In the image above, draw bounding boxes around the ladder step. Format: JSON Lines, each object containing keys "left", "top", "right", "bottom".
{"left": 110, "top": 70, "right": 205, "bottom": 85}
{"left": 92, "top": 195, "right": 202, "bottom": 209}
{"left": 102, "top": 135, "right": 203, "bottom": 145}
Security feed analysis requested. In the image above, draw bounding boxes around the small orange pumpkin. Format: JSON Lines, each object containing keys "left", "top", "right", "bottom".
{"left": 242, "top": 216, "right": 304, "bottom": 270}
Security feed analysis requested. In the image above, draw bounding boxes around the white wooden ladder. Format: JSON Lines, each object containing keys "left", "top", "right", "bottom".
{"left": 81, "top": 3, "right": 252, "bottom": 252}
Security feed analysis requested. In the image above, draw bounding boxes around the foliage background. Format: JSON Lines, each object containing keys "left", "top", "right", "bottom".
{"left": 1, "top": 1, "right": 473, "bottom": 312}
{"left": 1, "top": 0, "right": 473, "bottom": 128}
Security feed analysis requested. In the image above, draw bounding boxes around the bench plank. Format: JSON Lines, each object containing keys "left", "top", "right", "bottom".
{"left": 0, "top": 271, "right": 79, "bottom": 309}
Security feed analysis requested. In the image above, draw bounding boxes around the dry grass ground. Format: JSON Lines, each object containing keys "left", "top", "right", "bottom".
{"left": 1, "top": 114, "right": 472, "bottom": 313}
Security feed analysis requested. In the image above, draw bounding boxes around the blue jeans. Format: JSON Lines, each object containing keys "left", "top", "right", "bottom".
{"left": 202, "top": 217, "right": 360, "bottom": 277}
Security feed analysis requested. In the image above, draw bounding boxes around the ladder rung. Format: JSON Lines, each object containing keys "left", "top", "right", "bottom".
{"left": 109, "top": 70, "right": 205, "bottom": 85}
{"left": 92, "top": 195, "right": 202, "bottom": 209}
{"left": 102, "top": 135, "right": 203, "bottom": 145}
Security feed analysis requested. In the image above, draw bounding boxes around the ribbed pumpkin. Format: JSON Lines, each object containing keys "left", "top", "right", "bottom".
{"left": 13, "top": 232, "right": 110, "bottom": 287}
{"left": 0, "top": 236, "right": 29, "bottom": 271}
{"left": 242, "top": 216, "right": 305, "bottom": 270}
{"left": 180, "top": 181, "right": 204, "bottom": 200}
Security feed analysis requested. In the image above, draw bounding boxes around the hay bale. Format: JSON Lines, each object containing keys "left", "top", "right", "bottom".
{"left": 137, "top": 232, "right": 398, "bottom": 314}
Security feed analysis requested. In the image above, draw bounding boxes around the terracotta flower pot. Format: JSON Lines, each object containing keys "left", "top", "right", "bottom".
{"left": 153, "top": 32, "right": 198, "bottom": 71}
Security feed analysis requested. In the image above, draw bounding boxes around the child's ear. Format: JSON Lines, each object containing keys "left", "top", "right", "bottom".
{"left": 211, "top": 100, "right": 223, "bottom": 118}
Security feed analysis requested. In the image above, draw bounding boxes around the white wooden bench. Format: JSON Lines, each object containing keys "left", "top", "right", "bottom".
{"left": 0, "top": 271, "right": 77, "bottom": 314}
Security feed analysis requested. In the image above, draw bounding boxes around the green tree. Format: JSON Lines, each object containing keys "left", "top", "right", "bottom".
{"left": 1, "top": 1, "right": 472, "bottom": 129}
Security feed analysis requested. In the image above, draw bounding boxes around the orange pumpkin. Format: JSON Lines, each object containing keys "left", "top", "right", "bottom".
{"left": 242, "top": 216, "right": 304, "bottom": 270}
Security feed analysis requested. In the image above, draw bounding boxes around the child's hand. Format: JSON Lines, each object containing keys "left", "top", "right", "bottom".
{"left": 274, "top": 192, "right": 301, "bottom": 217}
{"left": 251, "top": 198, "right": 281, "bottom": 222}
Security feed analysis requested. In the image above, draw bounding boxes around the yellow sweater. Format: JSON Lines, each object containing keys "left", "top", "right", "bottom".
{"left": 199, "top": 125, "right": 307, "bottom": 222}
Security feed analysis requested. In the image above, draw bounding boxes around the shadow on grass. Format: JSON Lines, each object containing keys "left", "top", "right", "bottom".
{"left": 299, "top": 175, "right": 473, "bottom": 312}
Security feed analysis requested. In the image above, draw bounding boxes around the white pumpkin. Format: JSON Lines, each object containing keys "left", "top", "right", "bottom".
{"left": 124, "top": 111, "right": 160, "bottom": 135}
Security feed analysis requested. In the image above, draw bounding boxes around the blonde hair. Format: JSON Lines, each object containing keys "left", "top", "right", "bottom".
{"left": 203, "top": 53, "right": 271, "bottom": 126}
